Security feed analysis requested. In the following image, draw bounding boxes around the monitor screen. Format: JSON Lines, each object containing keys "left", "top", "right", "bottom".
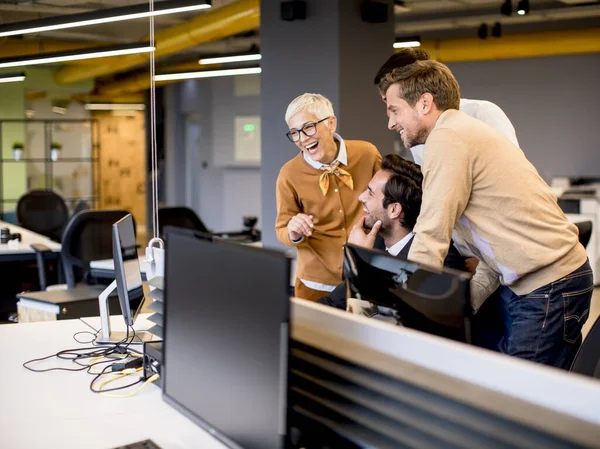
{"left": 112, "top": 214, "right": 145, "bottom": 326}
{"left": 163, "top": 229, "right": 290, "bottom": 449}
{"left": 344, "top": 243, "right": 472, "bottom": 341}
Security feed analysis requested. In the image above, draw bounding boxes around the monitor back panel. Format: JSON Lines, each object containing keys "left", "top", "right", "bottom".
{"left": 163, "top": 231, "right": 290, "bottom": 449}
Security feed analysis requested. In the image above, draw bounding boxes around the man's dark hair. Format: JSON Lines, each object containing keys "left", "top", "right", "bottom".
{"left": 381, "top": 154, "right": 423, "bottom": 230}
{"left": 373, "top": 48, "right": 430, "bottom": 85}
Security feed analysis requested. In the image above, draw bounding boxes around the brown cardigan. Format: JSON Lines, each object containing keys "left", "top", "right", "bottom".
{"left": 275, "top": 140, "right": 382, "bottom": 286}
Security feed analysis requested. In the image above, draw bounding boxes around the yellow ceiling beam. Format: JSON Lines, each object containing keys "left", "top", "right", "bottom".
{"left": 420, "top": 27, "right": 600, "bottom": 63}
{"left": 54, "top": 0, "right": 259, "bottom": 85}
{"left": 0, "top": 39, "right": 106, "bottom": 59}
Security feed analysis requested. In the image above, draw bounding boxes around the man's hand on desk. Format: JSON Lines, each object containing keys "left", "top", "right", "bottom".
{"left": 348, "top": 216, "right": 381, "bottom": 249}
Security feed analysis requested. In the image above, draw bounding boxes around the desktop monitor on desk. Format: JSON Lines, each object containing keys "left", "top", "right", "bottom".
{"left": 343, "top": 243, "right": 473, "bottom": 342}
{"left": 95, "top": 214, "right": 150, "bottom": 344}
{"left": 163, "top": 228, "right": 291, "bottom": 449}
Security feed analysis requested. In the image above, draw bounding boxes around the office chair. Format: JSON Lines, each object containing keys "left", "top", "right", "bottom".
{"left": 158, "top": 206, "right": 209, "bottom": 238}
{"left": 574, "top": 221, "right": 593, "bottom": 249}
{"left": 570, "top": 315, "right": 600, "bottom": 379}
{"left": 17, "top": 190, "right": 69, "bottom": 242}
{"left": 32, "top": 209, "right": 133, "bottom": 290}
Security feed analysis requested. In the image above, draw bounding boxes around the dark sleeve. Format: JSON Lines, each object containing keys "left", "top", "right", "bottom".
{"left": 317, "top": 282, "right": 347, "bottom": 310}
{"left": 442, "top": 241, "right": 467, "bottom": 272}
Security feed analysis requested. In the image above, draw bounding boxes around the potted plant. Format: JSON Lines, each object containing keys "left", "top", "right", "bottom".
{"left": 12, "top": 141, "right": 24, "bottom": 161}
{"left": 50, "top": 141, "right": 62, "bottom": 161}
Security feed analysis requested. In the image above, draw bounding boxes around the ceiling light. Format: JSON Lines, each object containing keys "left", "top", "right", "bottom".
{"left": 155, "top": 67, "right": 262, "bottom": 82}
{"left": 52, "top": 106, "right": 67, "bottom": 115}
{"left": 517, "top": 0, "right": 529, "bottom": 15}
{"left": 85, "top": 103, "right": 146, "bottom": 111}
{"left": 0, "top": 43, "right": 154, "bottom": 69}
{"left": 0, "top": 72, "right": 26, "bottom": 83}
{"left": 393, "top": 39, "right": 421, "bottom": 49}
{"left": 199, "top": 54, "right": 262, "bottom": 65}
{"left": 0, "top": 0, "right": 211, "bottom": 38}
{"left": 501, "top": 0, "right": 512, "bottom": 16}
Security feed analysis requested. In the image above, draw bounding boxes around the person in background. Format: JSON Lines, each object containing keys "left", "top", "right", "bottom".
{"left": 379, "top": 60, "right": 592, "bottom": 369}
{"left": 318, "top": 154, "right": 465, "bottom": 311}
{"left": 276, "top": 93, "right": 382, "bottom": 301}
{"left": 373, "top": 48, "right": 519, "bottom": 167}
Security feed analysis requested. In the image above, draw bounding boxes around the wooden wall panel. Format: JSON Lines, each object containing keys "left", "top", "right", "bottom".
{"left": 96, "top": 111, "right": 146, "bottom": 226}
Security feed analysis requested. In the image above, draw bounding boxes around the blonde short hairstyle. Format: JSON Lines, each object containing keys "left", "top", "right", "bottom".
{"left": 285, "top": 93, "right": 335, "bottom": 125}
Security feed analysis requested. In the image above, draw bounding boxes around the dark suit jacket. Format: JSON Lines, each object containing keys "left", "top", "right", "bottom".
{"left": 317, "top": 236, "right": 466, "bottom": 310}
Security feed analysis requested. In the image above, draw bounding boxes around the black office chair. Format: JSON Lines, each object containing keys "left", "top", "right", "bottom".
{"left": 33, "top": 209, "right": 133, "bottom": 290}
{"left": 17, "top": 190, "right": 69, "bottom": 242}
{"left": 575, "top": 221, "right": 593, "bottom": 249}
{"left": 158, "top": 206, "right": 209, "bottom": 238}
{"left": 570, "top": 315, "right": 600, "bottom": 379}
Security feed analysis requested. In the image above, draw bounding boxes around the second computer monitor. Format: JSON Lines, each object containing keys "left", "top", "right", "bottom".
{"left": 112, "top": 214, "right": 145, "bottom": 327}
{"left": 163, "top": 229, "right": 291, "bottom": 449}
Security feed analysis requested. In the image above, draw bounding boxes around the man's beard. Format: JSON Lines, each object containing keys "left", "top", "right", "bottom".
{"left": 402, "top": 125, "right": 429, "bottom": 149}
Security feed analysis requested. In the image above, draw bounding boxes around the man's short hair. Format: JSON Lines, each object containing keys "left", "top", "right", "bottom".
{"left": 381, "top": 154, "right": 422, "bottom": 230}
{"left": 378, "top": 60, "right": 461, "bottom": 112}
{"left": 285, "top": 93, "right": 335, "bottom": 125}
{"left": 373, "top": 48, "right": 430, "bottom": 85}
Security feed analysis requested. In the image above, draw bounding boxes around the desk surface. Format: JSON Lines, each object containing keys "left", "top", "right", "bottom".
{"left": 90, "top": 255, "right": 148, "bottom": 274}
{"left": 0, "top": 220, "right": 61, "bottom": 255}
{"left": 0, "top": 316, "right": 227, "bottom": 449}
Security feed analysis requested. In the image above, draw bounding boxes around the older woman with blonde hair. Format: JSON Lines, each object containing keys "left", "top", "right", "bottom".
{"left": 276, "top": 93, "right": 382, "bottom": 301}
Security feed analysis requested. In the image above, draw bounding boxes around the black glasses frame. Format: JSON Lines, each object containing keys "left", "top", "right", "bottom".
{"left": 286, "top": 116, "right": 331, "bottom": 143}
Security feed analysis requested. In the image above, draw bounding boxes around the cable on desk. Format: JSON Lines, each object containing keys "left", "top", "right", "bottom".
{"left": 73, "top": 330, "right": 97, "bottom": 344}
{"left": 23, "top": 325, "right": 136, "bottom": 374}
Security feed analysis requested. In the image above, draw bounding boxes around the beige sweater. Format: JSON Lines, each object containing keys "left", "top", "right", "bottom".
{"left": 408, "top": 109, "right": 587, "bottom": 310}
{"left": 275, "top": 140, "right": 381, "bottom": 286}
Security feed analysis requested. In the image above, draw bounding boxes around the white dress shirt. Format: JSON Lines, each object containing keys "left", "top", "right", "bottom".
{"left": 410, "top": 98, "right": 519, "bottom": 166}
{"left": 386, "top": 232, "right": 414, "bottom": 257}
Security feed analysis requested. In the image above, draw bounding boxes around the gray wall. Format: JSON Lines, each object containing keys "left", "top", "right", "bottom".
{"left": 448, "top": 53, "right": 600, "bottom": 182}
{"left": 165, "top": 76, "right": 262, "bottom": 232}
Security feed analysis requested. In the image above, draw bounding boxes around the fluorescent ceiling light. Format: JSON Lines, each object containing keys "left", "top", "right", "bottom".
{"left": 393, "top": 40, "right": 421, "bottom": 49}
{"left": 85, "top": 103, "right": 146, "bottom": 111}
{"left": 0, "top": 43, "right": 154, "bottom": 69}
{"left": 199, "top": 54, "right": 262, "bottom": 65}
{"left": 52, "top": 106, "right": 67, "bottom": 115}
{"left": 0, "top": 72, "right": 26, "bottom": 83}
{"left": 156, "top": 67, "right": 262, "bottom": 81}
{"left": 0, "top": 0, "right": 211, "bottom": 38}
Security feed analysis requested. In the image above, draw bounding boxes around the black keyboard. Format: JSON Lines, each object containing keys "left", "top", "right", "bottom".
{"left": 112, "top": 440, "right": 162, "bottom": 449}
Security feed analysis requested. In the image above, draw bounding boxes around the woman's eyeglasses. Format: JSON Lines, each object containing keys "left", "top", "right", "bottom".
{"left": 286, "top": 116, "right": 330, "bottom": 143}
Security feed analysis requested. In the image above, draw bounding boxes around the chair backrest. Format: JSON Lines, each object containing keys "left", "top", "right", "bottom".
{"left": 17, "top": 190, "right": 69, "bottom": 242}
{"left": 158, "top": 206, "right": 208, "bottom": 237}
{"left": 571, "top": 315, "right": 600, "bottom": 379}
{"left": 575, "top": 221, "right": 593, "bottom": 248}
{"left": 61, "top": 209, "right": 132, "bottom": 288}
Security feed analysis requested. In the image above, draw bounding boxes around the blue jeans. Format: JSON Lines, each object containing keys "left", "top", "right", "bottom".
{"left": 498, "top": 260, "right": 593, "bottom": 370}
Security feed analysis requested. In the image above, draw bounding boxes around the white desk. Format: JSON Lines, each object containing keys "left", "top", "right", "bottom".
{"left": 90, "top": 255, "right": 148, "bottom": 276}
{"left": 0, "top": 220, "right": 61, "bottom": 259}
{"left": 0, "top": 315, "right": 227, "bottom": 449}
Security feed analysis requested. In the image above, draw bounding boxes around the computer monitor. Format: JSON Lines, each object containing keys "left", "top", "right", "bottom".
{"left": 96, "top": 213, "right": 151, "bottom": 344}
{"left": 163, "top": 228, "right": 290, "bottom": 449}
{"left": 113, "top": 214, "right": 145, "bottom": 326}
{"left": 343, "top": 243, "right": 473, "bottom": 342}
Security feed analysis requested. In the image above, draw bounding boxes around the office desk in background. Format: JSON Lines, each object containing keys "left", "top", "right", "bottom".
{"left": 0, "top": 315, "right": 228, "bottom": 449}
{"left": 0, "top": 220, "right": 61, "bottom": 262}
{"left": 89, "top": 251, "right": 298, "bottom": 286}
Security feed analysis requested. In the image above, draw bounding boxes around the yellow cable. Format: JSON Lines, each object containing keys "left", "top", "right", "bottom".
{"left": 100, "top": 373, "right": 160, "bottom": 398}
